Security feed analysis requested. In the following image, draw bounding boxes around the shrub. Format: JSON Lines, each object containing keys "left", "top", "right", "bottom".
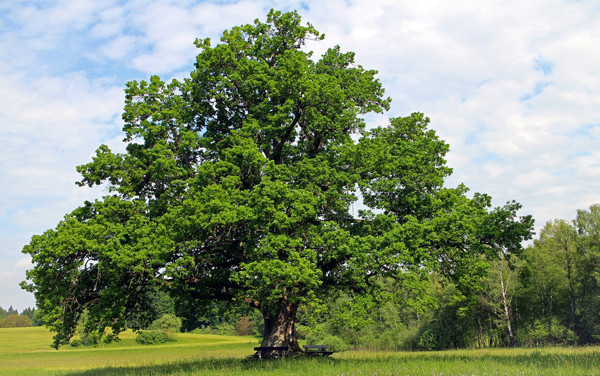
{"left": 68, "top": 332, "right": 118, "bottom": 347}
{"left": 371, "top": 330, "right": 400, "bottom": 350}
{"left": 519, "top": 318, "right": 579, "bottom": 346}
{"left": 417, "top": 326, "right": 439, "bottom": 350}
{"left": 235, "top": 316, "right": 253, "bottom": 336}
{"left": 148, "top": 314, "right": 182, "bottom": 333}
{"left": 190, "top": 327, "right": 212, "bottom": 334}
{"left": 136, "top": 330, "right": 175, "bottom": 345}
{"left": 103, "top": 334, "right": 118, "bottom": 344}
{"left": 190, "top": 322, "right": 237, "bottom": 336}
{"left": 79, "top": 331, "right": 101, "bottom": 346}
{"left": 324, "top": 334, "right": 351, "bottom": 352}
{"left": 397, "top": 325, "right": 420, "bottom": 350}
{"left": 305, "top": 331, "right": 349, "bottom": 352}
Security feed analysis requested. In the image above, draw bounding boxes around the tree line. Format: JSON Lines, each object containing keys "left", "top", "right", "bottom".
{"left": 0, "top": 305, "right": 40, "bottom": 328}
{"left": 306, "top": 204, "right": 600, "bottom": 349}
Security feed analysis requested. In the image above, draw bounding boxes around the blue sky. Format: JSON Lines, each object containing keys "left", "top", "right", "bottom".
{"left": 1, "top": 0, "right": 600, "bottom": 310}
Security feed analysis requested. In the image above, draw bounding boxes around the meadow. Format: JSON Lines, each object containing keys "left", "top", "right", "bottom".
{"left": 2, "top": 327, "right": 600, "bottom": 376}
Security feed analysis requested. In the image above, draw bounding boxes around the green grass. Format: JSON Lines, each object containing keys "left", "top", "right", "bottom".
{"left": 2, "top": 327, "right": 600, "bottom": 376}
{"left": 0, "top": 327, "right": 255, "bottom": 375}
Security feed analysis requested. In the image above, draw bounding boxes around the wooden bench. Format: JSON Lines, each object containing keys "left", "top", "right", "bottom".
{"left": 253, "top": 346, "right": 289, "bottom": 359}
{"left": 303, "top": 344, "right": 334, "bottom": 356}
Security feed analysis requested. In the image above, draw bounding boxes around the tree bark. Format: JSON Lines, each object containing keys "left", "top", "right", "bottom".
{"left": 259, "top": 303, "right": 302, "bottom": 354}
{"left": 499, "top": 268, "right": 515, "bottom": 347}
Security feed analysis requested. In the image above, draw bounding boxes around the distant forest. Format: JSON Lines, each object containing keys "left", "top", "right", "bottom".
{"left": 0, "top": 305, "right": 39, "bottom": 328}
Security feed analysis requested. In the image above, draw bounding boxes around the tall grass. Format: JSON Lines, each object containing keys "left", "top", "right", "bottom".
{"left": 2, "top": 327, "right": 600, "bottom": 375}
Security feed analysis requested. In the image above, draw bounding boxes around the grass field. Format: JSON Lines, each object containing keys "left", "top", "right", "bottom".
{"left": 2, "top": 327, "right": 600, "bottom": 376}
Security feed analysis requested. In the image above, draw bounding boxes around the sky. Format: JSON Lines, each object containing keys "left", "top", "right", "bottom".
{"left": 1, "top": 0, "right": 600, "bottom": 311}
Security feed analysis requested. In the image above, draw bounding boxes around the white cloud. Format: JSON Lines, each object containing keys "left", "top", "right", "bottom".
{"left": 99, "top": 35, "right": 142, "bottom": 60}
{"left": 0, "top": 72, "right": 123, "bottom": 207}
{"left": 13, "top": 257, "right": 32, "bottom": 270}
{"left": 90, "top": 5, "right": 127, "bottom": 39}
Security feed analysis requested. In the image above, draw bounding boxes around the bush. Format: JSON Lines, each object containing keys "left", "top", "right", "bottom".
{"left": 189, "top": 323, "right": 236, "bottom": 336}
{"left": 68, "top": 333, "right": 118, "bottom": 347}
{"left": 368, "top": 330, "right": 400, "bottom": 350}
{"left": 148, "top": 314, "right": 182, "bottom": 333}
{"left": 305, "top": 331, "right": 349, "bottom": 352}
{"left": 235, "top": 316, "right": 253, "bottom": 336}
{"left": 417, "top": 325, "right": 440, "bottom": 350}
{"left": 136, "top": 330, "right": 175, "bottom": 345}
{"left": 103, "top": 334, "right": 119, "bottom": 344}
{"left": 397, "top": 325, "right": 420, "bottom": 350}
{"left": 189, "top": 327, "right": 209, "bottom": 334}
{"left": 81, "top": 332, "right": 101, "bottom": 346}
{"left": 519, "top": 318, "right": 578, "bottom": 346}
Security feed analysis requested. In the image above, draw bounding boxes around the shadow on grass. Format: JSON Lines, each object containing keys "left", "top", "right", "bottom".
{"left": 64, "top": 356, "right": 343, "bottom": 376}
{"left": 63, "top": 349, "right": 600, "bottom": 376}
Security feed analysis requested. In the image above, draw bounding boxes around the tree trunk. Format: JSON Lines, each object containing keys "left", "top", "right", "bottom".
{"left": 488, "top": 313, "right": 494, "bottom": 347}
{"left": 259, "top": 303, "right": 301, "bottom": 354}
{"left": 499, "top": 269, "right": 515, "bottom": 347}
{"left": 566, "top": 262, "right": 578, "bottom": 335}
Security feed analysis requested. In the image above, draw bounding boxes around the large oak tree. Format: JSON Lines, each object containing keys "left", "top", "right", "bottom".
{"left": 22, "top": 10, "right": 533, "bottom": 351}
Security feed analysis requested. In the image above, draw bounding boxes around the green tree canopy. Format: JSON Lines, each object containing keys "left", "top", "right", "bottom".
{"left": 22, "top": 10, "right": 533, "bottom": 351}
